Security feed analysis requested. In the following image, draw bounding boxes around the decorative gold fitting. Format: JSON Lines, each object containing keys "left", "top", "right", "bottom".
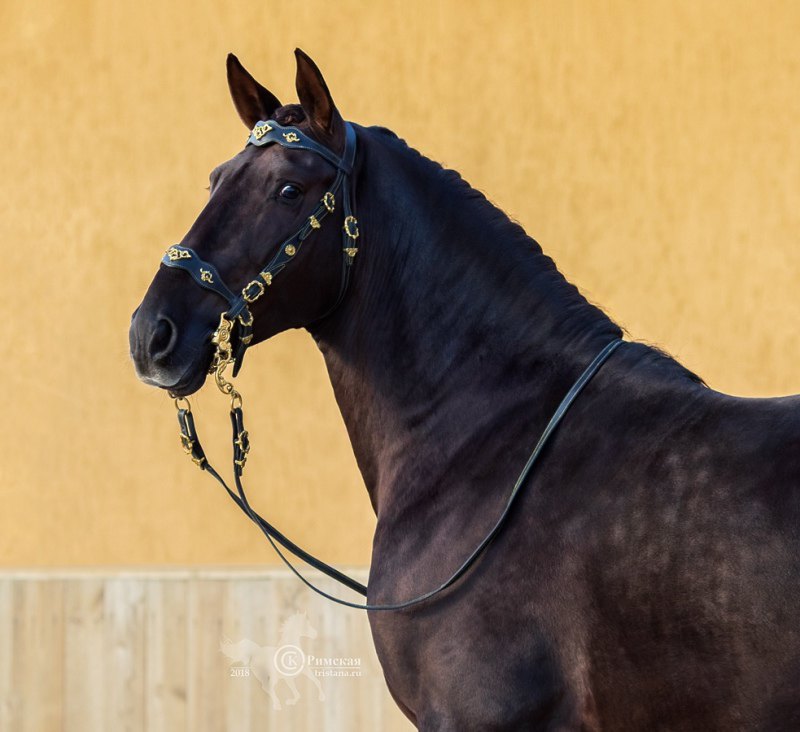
{"left": 200, "top": 268, "right": 213, "bottom": 283}
{"left": 238, "top": 309, "right": 254, "bottom": 328}
{"left": 192, "top": 455, "right": 206, "bottom": 468}
{"left": 252, "top": 122, "right": 272, "bottom": 140}
{"left": 179, "top": 433, "right": 194, "bottom": 453}
{"left": 261, "top": 271, "right": 273, "bottom": 286}
{"left": 285, "top": 244, "right": 296, "bottom": 256}
{"left": 242, "top": 280, "right": 265, "bottom": 303}
{"left": 309, "top": 215, "right": 321, "bottom": 229}
{"left": 235, "top": 430, "right": 250, "bottom": 454}
{"left": 322, "top": 192, "right": 335, "bottom": 212}
{"left": 343, "top": 216, "right": 359, "bottom": 240}
{"left": 344, "top": 247, "right": 359, "bottom": 258}
{"left": 230, "top": 392, "right": 243, "bottom": 410}
{"left": 282, "top": 132, "right": 300, "bottom": 143}
{"left": 211, "top": 314, "right": 234, "bottom": 350}
{"left": 166, "top": 246, "right": 191, "bottom": 261}
{"left": 241, "top": 334, "right": 253, "bottom": 345}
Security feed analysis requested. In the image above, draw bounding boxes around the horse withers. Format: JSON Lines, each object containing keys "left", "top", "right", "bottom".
{"left": 130, "top": 50, "right": 800, "bottom": 730}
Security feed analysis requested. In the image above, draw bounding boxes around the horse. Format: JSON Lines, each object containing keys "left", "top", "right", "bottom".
{"left": 220, "top": 611, "right": 324, "bottom": 710}
{"left": 129, "top": 49, "right": 800, "bottom": 730}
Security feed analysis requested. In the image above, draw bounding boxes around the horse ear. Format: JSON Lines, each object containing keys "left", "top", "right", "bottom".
{"left": 294, "top": 48, "right": 345, "bottom": 148}
{"left": 226, "top": 53, "right": 282, "bottom": 129}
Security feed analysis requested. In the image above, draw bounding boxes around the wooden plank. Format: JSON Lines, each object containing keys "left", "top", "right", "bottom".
{"left": 64, "top": 577, "right": 105, "bottom": 732}
{"left": 17, "top": 579, "right": 64, "bottom": 732}
{"left": 186, "top": 577, "right": 226, "bottom": 732}
{"left": 0, "top": 579, "right": 16, "bottom": 731}
{"left": 221, "top": 577, "right": 256, "bottom": 731}
{"left": 103, "top": 578, "right": 146, "bottom": 731}
{"left": 144, "top": 578, "right": 188, "bottom": 732}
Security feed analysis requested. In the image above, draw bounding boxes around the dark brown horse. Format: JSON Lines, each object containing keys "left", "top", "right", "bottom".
{"left": 129, "top": 50, "right": 800, "bottom": 730}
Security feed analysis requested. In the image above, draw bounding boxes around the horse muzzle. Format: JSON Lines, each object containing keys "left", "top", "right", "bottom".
{"left": 128, "top": 307, "right": 209, "bottom": 395}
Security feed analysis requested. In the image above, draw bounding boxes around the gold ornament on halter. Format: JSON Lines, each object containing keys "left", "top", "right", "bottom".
{"left": 209, "top": 313, "right": 242, "bottom": 409}
{"left": 282, "top": 132, "right": 300, "bottom": 143}
{"left": 252, "top": 122, "right": 272, "bottom": 140}
{"left": 166, "top": 246, "right": 191, "bottom": 261}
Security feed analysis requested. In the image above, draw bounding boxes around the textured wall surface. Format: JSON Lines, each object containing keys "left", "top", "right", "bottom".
{"left": 2, "top": 1, "right": 799, "bottom": 565}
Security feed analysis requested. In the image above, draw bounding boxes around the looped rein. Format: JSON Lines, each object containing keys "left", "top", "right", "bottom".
{"left": 158, "top": 116, "right": 625, "bottom": 610}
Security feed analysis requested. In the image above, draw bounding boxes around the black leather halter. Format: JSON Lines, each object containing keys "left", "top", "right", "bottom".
{"left": 160, "top": 117, "right": 624, "bottom": 610}
{"left": 161, "top": 120, "right": 359, "bottom": 375}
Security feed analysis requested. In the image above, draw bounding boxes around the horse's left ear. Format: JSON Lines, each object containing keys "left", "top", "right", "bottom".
{"left": 227, "top": 53, "right": 282, "bottom": 129}
{"left": 294, "top": 48, "right": 345, "bottom": 151}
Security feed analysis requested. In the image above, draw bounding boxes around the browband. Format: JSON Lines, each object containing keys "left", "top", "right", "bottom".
{"left": 161, "top": 120, "right": 359, "bottom": 375}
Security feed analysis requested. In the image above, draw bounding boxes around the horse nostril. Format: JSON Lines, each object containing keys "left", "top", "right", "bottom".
{"left": 150, "top": 317, "right": 177, "bottom": 360}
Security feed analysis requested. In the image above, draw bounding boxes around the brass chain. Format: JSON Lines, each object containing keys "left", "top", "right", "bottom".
{"left": 170, "top": 312, "right": 245, "bottom": 464}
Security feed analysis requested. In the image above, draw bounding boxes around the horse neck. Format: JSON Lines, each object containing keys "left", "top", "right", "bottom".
{"left": 309, "top": 128, "right": 621, "bottom": 515}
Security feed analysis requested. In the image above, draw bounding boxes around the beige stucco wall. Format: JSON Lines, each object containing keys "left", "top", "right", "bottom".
{"left": 2, "top": 1, "right": 799, "bottom": 565}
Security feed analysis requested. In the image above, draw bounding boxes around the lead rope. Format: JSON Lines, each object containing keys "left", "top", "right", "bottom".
{"left": 171, "top": 335, "right": 624, "bottom": 611}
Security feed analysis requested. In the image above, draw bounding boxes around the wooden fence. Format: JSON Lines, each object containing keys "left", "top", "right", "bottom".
{"left": 0, "top": 569, "right": 411, "bottom": 731}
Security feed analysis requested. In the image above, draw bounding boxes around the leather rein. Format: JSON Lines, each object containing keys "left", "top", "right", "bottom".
{"left": 160, "top": 118, "right": 624, "bottom": 610}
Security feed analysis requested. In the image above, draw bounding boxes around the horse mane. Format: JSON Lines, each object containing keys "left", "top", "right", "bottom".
{"left": 367, "top": 125, "right": 705, "bottom": 386}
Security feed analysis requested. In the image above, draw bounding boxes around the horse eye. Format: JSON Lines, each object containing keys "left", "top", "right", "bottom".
{"left": 279, "top": 184, "right": 301, "bottom": 200}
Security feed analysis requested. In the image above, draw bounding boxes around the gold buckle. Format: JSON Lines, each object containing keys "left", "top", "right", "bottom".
{"left": 238, "top": 309, "right": 254, "bottom": 328}
{"left": 322, "top": 192, "right": 335, "bottom": 212}
{"left": 242, "top": 280, "right": 265, "bottom": 303}
{"left": 343, "top": 216, "right": 359, "bottom": 240}
{"left": 179, "top": 433, "right": 194, "bottom": 454}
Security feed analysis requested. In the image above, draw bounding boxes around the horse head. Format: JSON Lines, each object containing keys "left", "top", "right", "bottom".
{"left": 130, "top": 49, "right": 352, "bottom": 396}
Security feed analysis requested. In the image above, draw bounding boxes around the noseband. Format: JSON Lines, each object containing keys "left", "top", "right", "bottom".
{"left": 158, "top": 117, "right": 624, "bottom": 610}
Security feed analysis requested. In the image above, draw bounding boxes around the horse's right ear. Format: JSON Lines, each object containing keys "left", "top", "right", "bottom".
{"left": 226, "top": 54, "right": 282, "bottom": 129}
